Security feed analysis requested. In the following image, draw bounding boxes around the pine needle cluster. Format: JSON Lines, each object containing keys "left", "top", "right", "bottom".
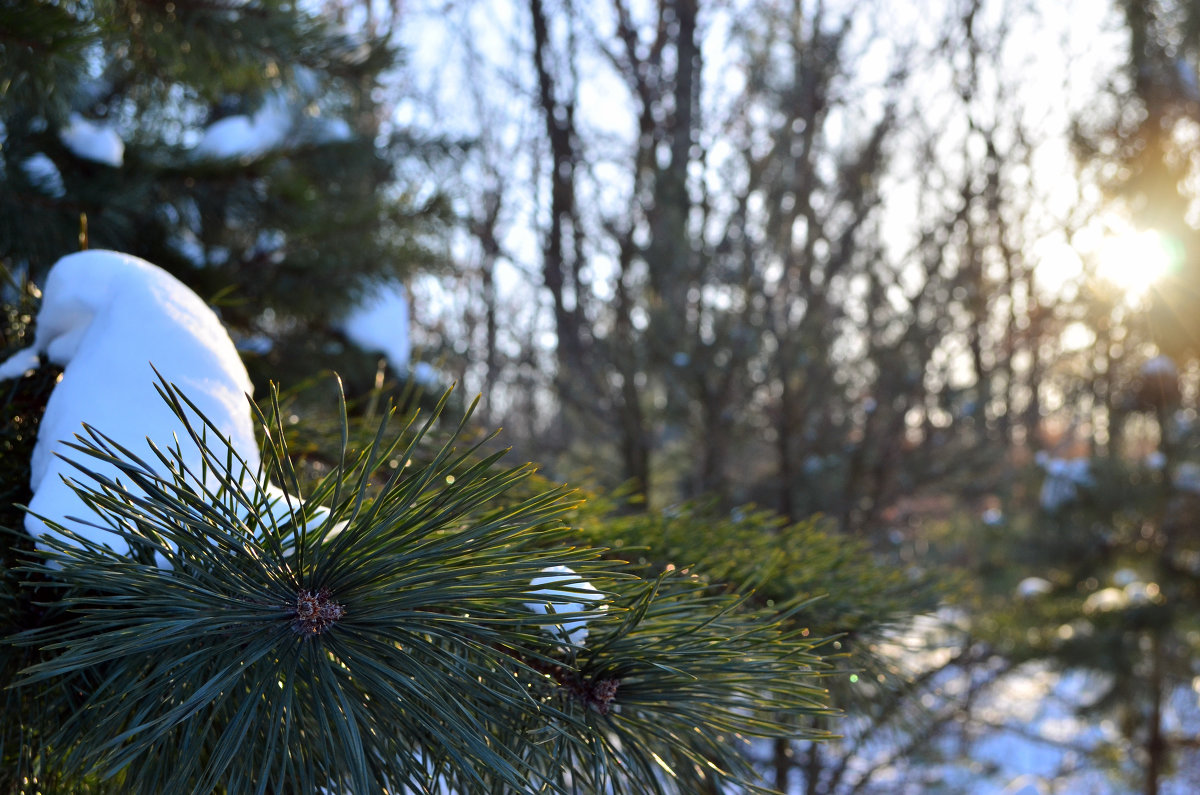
{"left": 0, "top": 380, "right": 832, "bottom": 794}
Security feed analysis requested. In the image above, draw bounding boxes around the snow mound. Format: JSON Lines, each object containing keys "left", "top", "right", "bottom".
{"left": 60, "top": 113, "right": 124, "bottom": 167}
{"left": 0, "top": 251, "right": 258, "bottom": 554}
{"left": 340, "top": 280, "right": 411, "bottom": 370}
{"left": 527, "top": 565, "right": 606, "bottom": 646}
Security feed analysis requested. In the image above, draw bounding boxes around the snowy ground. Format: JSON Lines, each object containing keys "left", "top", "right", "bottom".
{"left": 762, "top": 611, "right": 1200, "bottom": 794}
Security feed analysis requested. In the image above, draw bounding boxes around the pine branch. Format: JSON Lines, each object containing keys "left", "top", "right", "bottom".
{"left": 6, "top": 378, "right": 833, "bottom": 794}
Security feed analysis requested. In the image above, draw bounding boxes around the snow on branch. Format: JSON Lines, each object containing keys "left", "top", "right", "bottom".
{"left": 0, "top": 250, "right": 258, "bottom": 553}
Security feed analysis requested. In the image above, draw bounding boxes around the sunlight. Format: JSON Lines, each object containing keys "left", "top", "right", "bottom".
{"left": 1033, "top": 238, "right": 1084, "bottom": 295}
{"left": 1096, "top": 229, "right": 1180, "bottom": 297}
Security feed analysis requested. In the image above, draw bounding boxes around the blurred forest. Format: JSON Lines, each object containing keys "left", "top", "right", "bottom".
{"left": 3, "top": 0, "right": 1200, "bottom": 792}
{"left": 399, "top": 1, "right": 1200, "bottom": 789}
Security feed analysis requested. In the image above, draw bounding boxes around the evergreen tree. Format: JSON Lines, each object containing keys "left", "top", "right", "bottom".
{"left": 1071, "top": 0, "right": 1200, "bottom": 358}
{"left": 979, "top": 5, "right": 1200, "bottom": 792}
{"left": 1, "top": 0, "right": 445, "bottom": 397}
{"left": 971, "top": 378, "right": 1200, "bottom": 795}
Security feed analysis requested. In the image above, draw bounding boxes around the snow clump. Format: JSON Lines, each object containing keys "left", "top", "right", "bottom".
{"left": 1016, "top": 577, "right": 1053, "bottom": 599}
{"left": 526, "top": 565, "right": 606, "bottom": 646}
{"left": 60, "top": 113, "right": 124, "bottom": 167}
{"left": 0, "top": 251, "right": 260, "bottom": 554}
{"left": 194, "top": 97, "right": 291, "bottom": 161}
{"left": 339, "top": 280, "right": 411, "bottom": 370}
{"left": 981, "top": 507, "right": 1004, "bottom": 526}
{"left": 21, "top": 154, "right": 65, "bottom": 198}
{"left": 1083, "top": 587, "right": 1129, "bottom": 614}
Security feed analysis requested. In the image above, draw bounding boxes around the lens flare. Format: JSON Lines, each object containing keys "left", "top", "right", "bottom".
{"left": 1096, "top": 229, "right": 1181, "bottom": 297}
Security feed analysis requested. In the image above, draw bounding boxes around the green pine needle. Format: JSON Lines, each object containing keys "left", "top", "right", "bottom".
{"left": 6, "top": 378, "right": 831, "bottom": 794}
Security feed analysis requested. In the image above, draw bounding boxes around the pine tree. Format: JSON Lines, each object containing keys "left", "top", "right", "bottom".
{"left": 971, "top": 384, "right": 1200, "bottom": 795}
{"left": 983, "top": 5, "right": 1200, "bottom": 792}
{"left": 1, "top": 0, "right": 445, "bottom": 398}
{"left": 0, "top": 250, "right": 929, "bottom": 792}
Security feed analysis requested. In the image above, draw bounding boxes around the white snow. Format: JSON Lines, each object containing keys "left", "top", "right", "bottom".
{"left": 1082, "top": 587, "right": 1128, "bottom": 614}
{"left": 526, "top": 565, "right": 605, "bottom": 646}
{"left": 340, "top": 280, "right": 412, "bottom": 370}
{"left": 251, "top": 229, "right": 286, "bottom": 264}
{"left": 194, "top": 98, "right": 291, "bottom": 161}
{"left": 1037, "top": 456, "right": 1092, "bottom": 511}
{"left": 0, "top": 251, "right": 259, "bottom": 555}
{"left": 819, "top": 610, "right": 1200, "bottom": 794}
{"left": 60, "top": 113, "right": 124, "bottom": 167}
{"left": 308, "top": 115, "right": 352, "bottom": 143}
{"left": 21, "top": 154, "right": 65, "bottom": 198}
{"left": 169, "top": 228, "right": 206, "bottom": 267}
{"left": 1016, "top": 577, "right": 1053, "bottom": 599}
{"left": 1111, "top": 568, "right": 1138, "bottom": 587}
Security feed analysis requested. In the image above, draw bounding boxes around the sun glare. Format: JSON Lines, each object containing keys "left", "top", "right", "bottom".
{"left": 1096, "top": 229, "right": 1179, "bottom": 297}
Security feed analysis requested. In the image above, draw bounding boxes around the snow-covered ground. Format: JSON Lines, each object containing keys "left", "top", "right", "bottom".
{"left": 760, "top": 610, "right": 1200, "bottom": 794}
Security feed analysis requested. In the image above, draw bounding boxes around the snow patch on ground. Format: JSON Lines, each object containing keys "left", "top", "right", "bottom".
{"left": 793, "top": 608, "right": 1200, "bottom": 794}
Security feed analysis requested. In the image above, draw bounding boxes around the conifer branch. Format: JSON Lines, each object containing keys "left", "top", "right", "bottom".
{"left": 4, "top": 378, "right": 832, "bottom": 794}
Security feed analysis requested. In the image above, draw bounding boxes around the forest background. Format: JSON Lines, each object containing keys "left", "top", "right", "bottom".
{"left": 3, "top": 0, "right": 1200, "bottom": 793}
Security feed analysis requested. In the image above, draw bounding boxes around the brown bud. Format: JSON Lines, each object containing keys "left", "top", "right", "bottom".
{"left": 291, "top": 588, "right": 345, "bottom": 635}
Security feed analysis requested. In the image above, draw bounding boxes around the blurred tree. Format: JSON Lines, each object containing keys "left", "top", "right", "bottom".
{"left": 971, "top": 394, "right": 1200, "bottom": 795}
{"left": 0, "top": 3, "right": 956, "bottom": 793}
{"left": 0, "top": 0, "right": 447, "bottom": 400}
{"left": 573, "top": 500, "right": 952, "bottom": 793}
{"left": 996, "top": 4, "right": 1200, "bottom": 791}
{"left": 445, "top": 0, "right": 1066, "bottom": 537}
{"left": 1072, "top": 0, "right": 1200, "bottom": 359}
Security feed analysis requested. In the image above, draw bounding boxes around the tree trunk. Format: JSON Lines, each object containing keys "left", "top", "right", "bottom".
{"left": 1144, "top": 628, "right": 1164, "bottom": 795}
